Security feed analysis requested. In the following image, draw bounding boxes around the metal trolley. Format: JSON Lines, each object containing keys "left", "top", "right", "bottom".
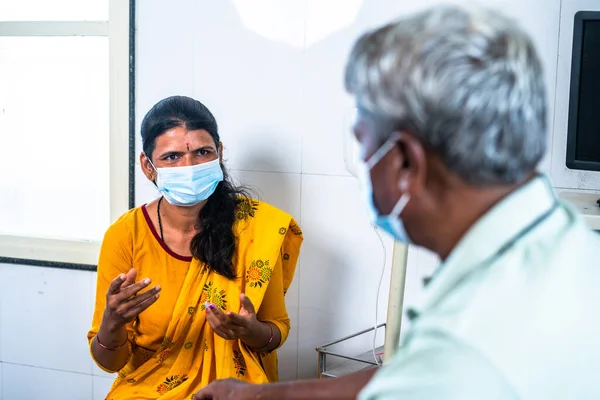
{"left": 316, "top": 323, "right": 385, "bottom": 379}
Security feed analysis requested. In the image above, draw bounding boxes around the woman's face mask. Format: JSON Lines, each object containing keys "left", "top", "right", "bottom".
{"left": 148, "top": 157, "right": 224, "bottom": 207}
{"left": 357, "top": 137, "right": 412, "bottom": 243}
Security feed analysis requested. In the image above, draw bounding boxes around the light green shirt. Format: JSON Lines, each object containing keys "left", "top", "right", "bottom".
{"left": 360, "top": 176, "right": 600, "bottom": 400}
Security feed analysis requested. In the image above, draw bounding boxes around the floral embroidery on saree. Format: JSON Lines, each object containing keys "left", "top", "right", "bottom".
{"left": 156, "top": 375, "right": 188, "bottom": 395}
{"left": 154, "top": 337, "right": 175, "bottom": 364}
{"left": 199, "top": 282, "right": 227, "bottom": 311}
{"left": 289, "top": 223, "right": 302, "bottom": 236}
{"left": 246, "top": 260, "right": 272, "bottom": 288}
{"left": 233, "top": 350, "right": 247, "bottom": 377}
{"left": 236, "top": 198, "right": 259, "bottom": 220}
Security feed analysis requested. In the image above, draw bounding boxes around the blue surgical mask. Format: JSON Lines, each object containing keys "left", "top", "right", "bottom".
{"left": 357, "top": 138, "right": 412, "bottom": 243}
{"left": 149, "top": 158, "right": 224, "bottom": 207}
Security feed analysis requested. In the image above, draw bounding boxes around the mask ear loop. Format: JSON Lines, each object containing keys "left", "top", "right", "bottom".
{"left": 145, "top": 153, "right": 158, "bottom": 172}
{"left": 390, "top": 192, "right": 410, "bottom": 217}
{"left": 366, "top": 134, "right": 401, "bottom": 169}
{"left": 144, "top": 154, "right": 159, "bottom": 187}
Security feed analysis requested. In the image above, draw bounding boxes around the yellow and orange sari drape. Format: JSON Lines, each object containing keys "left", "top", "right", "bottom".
{"left": 89, "top": 200, "right": 302, "bottom": 400}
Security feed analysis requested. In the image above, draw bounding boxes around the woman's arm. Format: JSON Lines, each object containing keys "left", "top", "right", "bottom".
{"left": 204, "top": 255, "right": 287, "bottom": 352}
{"left": 205, "top": 218, "right": 301, "bottom": 352}
{"left": 206, "top": 294, "right": 282, "bottom": 353}
{"left": 88, "top": 221, "right": 138, "bottom": 373}
{"left": 251, "top": 254, "right": 288, "bottom": 352}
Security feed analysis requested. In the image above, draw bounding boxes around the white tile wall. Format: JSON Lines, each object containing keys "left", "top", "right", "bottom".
{"left": 135, "top": 0, "right": 195, "bottom": 125}
{"left": 190, "top": 0, "right": 305, "bottom": 174}
{"left": 298, "top": 174, "right": 395, "bottom": 377}
{"left": 230, "top": 171, "right": 302, "bottom": 218}
{"left": 301, "top": 0, "right": 430, "bottom": 177}
{"left": 278, "top": 304, "right": 300, "bottom": 381}
{"left": 2, "top": 364, "right": 92, "bottom": 400}
{"left": 93, "top": 375, "right": 115, "bottom": 400}
{"left": 0, "top": 265, "right": 93, "bottom": 375}
{"left": 3, "top": 0, "right": 584, "bottom": 391}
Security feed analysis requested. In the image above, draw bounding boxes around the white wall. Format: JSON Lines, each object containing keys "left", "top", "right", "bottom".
{"left": 2, "top": 0, "right": 599, "bottom": 398}
{"left": 0, "top": 265, "right": 115, "bottom": 399}
{"left": 133, "top": 0, "right": 443, "bottom": 380}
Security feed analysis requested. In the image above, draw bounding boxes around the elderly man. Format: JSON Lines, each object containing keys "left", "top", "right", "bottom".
{"left": 195, "top": 4, "right": 600, "bottom": 400}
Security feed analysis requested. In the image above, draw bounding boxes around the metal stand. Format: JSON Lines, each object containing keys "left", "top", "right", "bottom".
{"left": 383, "top": 242, "right": 408, "bottom": 362}
{"left": 316, "top": 324, "right": 385, "bottom": 379}
{"left": 315, "top": 242, "right": 410, "bottom": 378}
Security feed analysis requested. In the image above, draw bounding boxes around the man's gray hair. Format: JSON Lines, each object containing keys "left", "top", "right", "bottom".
{"left": 345, "top": 4, "right": 546, "bottom": 185}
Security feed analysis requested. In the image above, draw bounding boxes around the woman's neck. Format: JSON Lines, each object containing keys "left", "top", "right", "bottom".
{"left": 160, "top": 198, "right": 205, "bottom": 234}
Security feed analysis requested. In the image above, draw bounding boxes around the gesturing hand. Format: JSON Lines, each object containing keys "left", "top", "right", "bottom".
{"left": 205, "top": 294, "right": 266, "bottom": 347}
{"left": 103, "top": 268, "right": 161, "bottom": 330}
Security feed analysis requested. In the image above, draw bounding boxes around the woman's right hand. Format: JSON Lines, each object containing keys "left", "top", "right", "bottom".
{"left": 102, "top": 268, "right": 161, "bottom": 331}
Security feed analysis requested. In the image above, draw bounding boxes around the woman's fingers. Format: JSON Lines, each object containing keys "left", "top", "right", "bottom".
{"left": 106, "top": 269, "right": 139, "bottom": 297}
{"left": 117, "top": 277, "right": 152, "bottom": 300}
{"left": 106, "top": 273, "right": 126, "bottom": 295}
{"left": 120, "top": 268, "right": 137, "bottom": 290}
{"left": 206, "top": 304, "right": 239, "bottom": 339}
{"left": 206, "top": 305, "right": 226, "bottom": 327}
{"left": 121, "top": 285, "right": 161, "bottom": 310}
{"left": 239, "top": 294, "right": 255, "bottom": 314}
{"left": 206, "top": 314, "right": 236, "bottom": 339}
{"left": 226, "top": 311, "right": 251, "bottom": 327}
{"left": 121, "top": 291, "right": 160, "bottom": 320}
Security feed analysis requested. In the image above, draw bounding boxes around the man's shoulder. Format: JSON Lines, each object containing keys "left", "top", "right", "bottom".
{"left": 423, "top": 210, "right": 600, "bottom": 398}
{"left": 359, "top": 332, "right": 517, "bottom": 400}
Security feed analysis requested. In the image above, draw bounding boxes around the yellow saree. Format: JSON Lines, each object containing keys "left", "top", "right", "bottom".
{"left": 89, "top": 199, "right": 302, "bottom": 399}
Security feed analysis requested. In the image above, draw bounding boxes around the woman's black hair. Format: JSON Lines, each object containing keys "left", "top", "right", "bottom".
{"left": 141, "top": 95, "right": 251, "bottom": 279}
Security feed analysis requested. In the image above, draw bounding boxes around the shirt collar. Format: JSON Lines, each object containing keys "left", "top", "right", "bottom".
{"left": 408, "top": 175, "right": 558, "bottom": 319}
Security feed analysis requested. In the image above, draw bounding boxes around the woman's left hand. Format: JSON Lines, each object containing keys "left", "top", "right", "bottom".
{"left": 205, "top": 293, "right": 267, "bottom": 346}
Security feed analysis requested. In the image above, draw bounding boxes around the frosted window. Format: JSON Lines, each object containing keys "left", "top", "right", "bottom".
{"left": 0, "top": 0, "right": 108, "bottom": 21}
{"left": 0, "top": 37, "right": 110, "bottom": 242}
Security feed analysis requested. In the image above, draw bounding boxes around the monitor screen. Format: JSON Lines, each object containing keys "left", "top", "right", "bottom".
{"left": 566, "top": 12, "right": 600, "bottom": 171}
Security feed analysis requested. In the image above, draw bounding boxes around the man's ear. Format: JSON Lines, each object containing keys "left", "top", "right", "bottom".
{"left": 394, "top": 131, "right": 427, "bottom": 195}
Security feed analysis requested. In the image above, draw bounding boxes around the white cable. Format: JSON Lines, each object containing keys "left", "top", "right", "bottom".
{"left": 372, "top": 225, "right": 387, "bottom": 366}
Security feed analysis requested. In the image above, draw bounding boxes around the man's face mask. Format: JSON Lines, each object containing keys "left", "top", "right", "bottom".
{"left": 357, "top": 137, "right": 412, "bottom": 243}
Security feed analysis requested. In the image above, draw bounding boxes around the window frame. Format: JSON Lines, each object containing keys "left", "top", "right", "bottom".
{"left": 0, "top": 0, "right": 135, "bottom": 271}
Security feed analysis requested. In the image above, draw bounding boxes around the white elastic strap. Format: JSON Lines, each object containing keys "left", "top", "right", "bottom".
{"left": 146, "top": 155, "right": 158, "bottom": 172}
{"left": 366, "top": 136, "right": 400, "bottom": 169}
{"left": 390, "top": 193, "right": 410, "bottom": 217}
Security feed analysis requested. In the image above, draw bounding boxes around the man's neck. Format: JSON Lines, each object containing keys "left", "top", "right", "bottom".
{"left": 427, "top": 176, "right": 535, "bottom": 261}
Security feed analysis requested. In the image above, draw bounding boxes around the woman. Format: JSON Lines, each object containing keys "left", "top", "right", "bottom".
{"left": 87, "top": 96, "right": 302, "bottom": 399}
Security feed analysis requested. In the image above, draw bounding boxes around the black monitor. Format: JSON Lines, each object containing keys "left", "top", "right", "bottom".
{"left": 566, "top": 11, "right": 600, "bottom": 171}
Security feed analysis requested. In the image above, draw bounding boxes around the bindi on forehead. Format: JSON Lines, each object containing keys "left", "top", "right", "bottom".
{"left": 178, "top": 129, "right": 215, "bottom": 150}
